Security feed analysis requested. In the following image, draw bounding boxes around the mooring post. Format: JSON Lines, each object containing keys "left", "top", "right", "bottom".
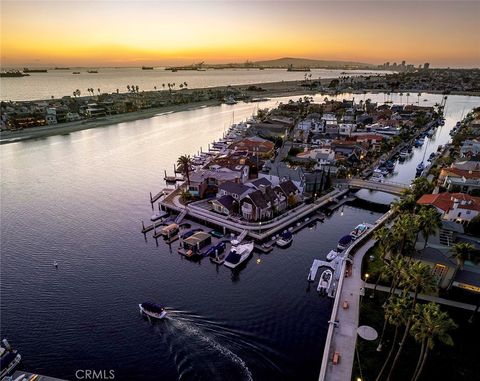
{"left": 149, "top": 192, "right": 153, "bottom": 203}
{"left": 142, "top": 220, "right": 145, "bottom": 230}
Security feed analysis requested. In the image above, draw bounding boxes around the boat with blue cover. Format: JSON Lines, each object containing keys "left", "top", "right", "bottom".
{"left": 224, "top": 242, "right": 254, "bottom": 269}
{"left": 337, "top": 234, "right": 354, "bottom": 251}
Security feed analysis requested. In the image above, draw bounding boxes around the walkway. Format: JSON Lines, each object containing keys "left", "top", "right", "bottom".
{"left": 364, "top": 284, "right": 477, "bottom": 311}
{"left": 322, "top": 238, "right": 376, "bottom": 381}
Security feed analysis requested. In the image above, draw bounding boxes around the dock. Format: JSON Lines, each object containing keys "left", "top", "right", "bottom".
{"left": 308, "top": 259, "right": 335, "bottom": 281}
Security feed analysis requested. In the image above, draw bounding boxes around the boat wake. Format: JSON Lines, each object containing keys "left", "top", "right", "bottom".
{"left": 163, "top": 313, "right": 254, "bottom": 381}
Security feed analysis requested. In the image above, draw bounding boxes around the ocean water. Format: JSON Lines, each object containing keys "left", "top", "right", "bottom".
{"left": 1, "top": 92, "right": 477, "bottom": 380}
{"left": 0, "top": 67, "right": 386, "bottom": 101}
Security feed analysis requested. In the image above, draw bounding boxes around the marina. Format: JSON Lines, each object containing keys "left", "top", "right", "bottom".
{"left": 1, "top": 92, "right": 477, "bottom": 380}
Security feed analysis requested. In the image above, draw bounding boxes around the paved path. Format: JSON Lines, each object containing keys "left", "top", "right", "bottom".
{"left": 365, "top": 283, "right": 477, "bottom": 311}
{"left": 324, "top": 238, "right": 376, "bottom": 381}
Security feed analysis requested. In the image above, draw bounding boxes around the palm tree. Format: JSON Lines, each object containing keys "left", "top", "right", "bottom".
{"left": 406, "top": 92, "right": 410, "bottom": 105}
{"left": 387, "top": 261, "right": 437, "bottom": 381}
{"left": 154, "top": 86, "right": 157, "bottom": 91}
{"left": 417, "top": 92, "right": 421, "bottom": 105}
{"left": 415, "top": 206, "right": 442, "bottom": 250}
{"left": 410, "top": 303, "right": 456, "bottom": 381}
{"left": 177, "top": 155, "right": 193, "bottom": 186}
{"left": 399, "top": 92, "right": 403, "bottom": 104}
{"left": 391, "top": 193, "right": 416, "bottom": 214}
{"left": 384, "top": 255, "right": 407, "bottom": 301}
{"left": 375, "top": 295, "right": 411, "bottom": 380}
{"left": 135, "top": 85, "right": 139, "bottom": 93}
{"left": 448, "top": 243, "right": 477, "bottom": 290}
{"left": 127, "top": 85, "right": 131, "bottom": 93}
{"left": 392, "top": 214, "right": 418, "bottom": 255}
{"left": 162, "top": 83, "right": 165, "bottom": 90}
{"left": 184, "top": 81, "right": 188, "bottom": 88}
{"left": 371, "top": 227, "right": 393, "bottom": 297}
{"left": 97, "top": 88, "right": 100, "bottom": 95}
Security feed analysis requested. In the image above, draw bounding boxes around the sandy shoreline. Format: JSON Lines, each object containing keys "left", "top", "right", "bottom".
{"left": 1, "top": 79, "right": 478, "bottom": 145}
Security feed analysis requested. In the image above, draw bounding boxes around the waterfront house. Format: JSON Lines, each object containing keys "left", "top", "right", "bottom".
{"left": 228, "top": 137, "right": 275, "bottom": 158}
{"left": 417, "top": 193, "right": 480, "bottom": 225}
{"left": 240, "top": 190, "right": 273, "bottom": 221}
{"left": 460, "top": 139, "right": 480, "bottom": 158}
{"left": 217, "top": 181, "right": 253, "bottom": 200}
{"left": 438, "top": 166, "right": 480, "bottom": 194}
{"left": 188, "top": 169, "right": 242, "bottom": 198}
{"left": 210, "top": 195, "right": 237, "bottom": 216}
{"left": 338, "top": 123, "right": 356, "bottom": 137}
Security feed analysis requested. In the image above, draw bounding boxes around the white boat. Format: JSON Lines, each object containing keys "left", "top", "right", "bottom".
{"left": 276, "top": 231, "right": 293, "bottom": 247}
{"left": 224, "top": 242, "right": 254, "bottom": 269}
{"left": 317, "top": 269, "right": 333, "bottom": 293}
{"left": 350, "top": 223, "right": 369, "bottom": 239}
{"left": 371, "top": 172, "right": 384, "bottom": 182}
{"left": 416, "top": 161, "right": 425, "bottom": 173}
{"left": 139, "top": 302, "right": 167, "bottom": 319}
{"left": 399, "top": 150, "right": 409, "bottom": 159}
{"left": 326, "top": 250, "right": 339, "bottom": 261}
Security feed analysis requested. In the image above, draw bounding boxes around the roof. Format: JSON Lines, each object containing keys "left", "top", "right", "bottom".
{"left": 417, "top": 193, "right": 480, "bottom": 213}
{"left": 278, "top": 179, "right": 299, "bottom": 195}
{"left": 441, "top": 167, "right": 480, "bottom": 180}
{"left": 246, "top": 189, "right": 270, "bottom": 209}
{"left": 415, "top": 247, "right": 456, "bottom": 267}
{"left": 250, "top": 177, "right": 272, "bottom": 188}
{"left": 213, "top": 195, "right": 236, "bottom": 211}
{"left": 229, "top": 137, "right": 275, "bottom": 153}
{"left": 218, "top": 181, "right": 251, "bottom": 195}
{"left": 454, "top": 269, "right": 480, "bottom": 288}
{"left": 184, "top": 231, "right": 211, "bottom": 245}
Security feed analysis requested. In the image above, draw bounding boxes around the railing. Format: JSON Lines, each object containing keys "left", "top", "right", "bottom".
{"left": 318, "top": 209, "right": 394, "bottom": 381}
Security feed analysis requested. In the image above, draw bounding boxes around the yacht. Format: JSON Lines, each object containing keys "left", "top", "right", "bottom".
{"left": 276, "top": 231, "right": 293, "bottom": 247}
{"left": 350, "top": 223, "right": 369, "bottom": 239}
{"left": 326, "top": 250, "right": 339, "bottom": 261}
{"left": 317, "top": 269, "right": 333, "bottom": 293}
{"left": 399, "top": 149, "right": 410, "bottom": 159}
{"left": 0, "top": 338, "right": 22, "bottom": 378}
{"left": 337, "top": 234, "right": 354, "bottom": 252}
{"left": 139, "top": 302, "right": 167, "bottom": 319}
{"left": 385, "top": 160, "right": 395, "bottom": 172}
{"left": 224, "top": 242, "right": 254, "bottom": 269}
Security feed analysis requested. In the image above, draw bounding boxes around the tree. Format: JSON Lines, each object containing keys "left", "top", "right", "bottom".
{"left": 392, "top": 214, "right": 418, "bottom": 255}
{"left": 391, "top": 193, "right": 416, "bottom": 214}
{"left": 448, "top": 243, "right": 477, "bottom": 290}
{"left": 375, "top": 295, "right": 411, "bottom": 380}
{"left": 410, "top": 303, "right": 456, "bottom": 381}
{"left": 415, "top": 206, "right": 442, "bottom": 250}
{"left": 371, "top": 227, "right": 394, "bottom": 297}
{"left": 177, "top": 155, "right": 193, "bottom": 186}
{"left": 387, "top": 261, "right": 437, "bottom": 381}
{"left": 410, "top": 177, "right": 433, "bottom": 200}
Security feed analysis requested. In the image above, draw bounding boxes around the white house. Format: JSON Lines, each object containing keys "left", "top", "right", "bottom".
{"left": 417, "top": 193, "right": 480, "bottom": 225}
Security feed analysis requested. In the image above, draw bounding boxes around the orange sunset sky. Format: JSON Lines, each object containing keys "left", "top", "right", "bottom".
{"left": 1, "top": 0, "right": 479, "bottom": 68}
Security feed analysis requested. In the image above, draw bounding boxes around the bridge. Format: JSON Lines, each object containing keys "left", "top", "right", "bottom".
{"left": 343, "top": 179, "right": 409, "bottom": 196}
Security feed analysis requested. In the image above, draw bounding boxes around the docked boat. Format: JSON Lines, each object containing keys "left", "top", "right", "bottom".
{"left": 416, "top": 161, "right": 425, "bottom": 173}
{"left": 326, "top": 250, "right": 339, "bottom": 261}
{"left": 151, "top": 211, "right": 169, "bottom": 221}
{"left": 426, "top": 129, "right": 434, "bottom": 137}
{"left": 371, "top": 171, "right": 383, "bottom": 182}
{"left": 276, "top": 231, "right": 293, "bottom": 247}
{"left": 0, "top": 338, "right": 22, "bottom": 378}
{"left": 139, "top": 302, "right": 167, "bottom": 319}
{"left": 385, "top": 160, "right": 395, "bottom": 172}
{"left": 224, "top": 242, "right": 254, "bottom": 269}
{"left": 337, "top": 234, "right": 354, "bottom": 252}
{"left": 350, "top": 223, "right": 369, "bottom": 239}
{"left": 317, "top": 269, "right": 333, "bottom": 293}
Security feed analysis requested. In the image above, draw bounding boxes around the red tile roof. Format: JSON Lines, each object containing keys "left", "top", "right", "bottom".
{"left": 418, "top": 193, "right": 480, "bottom": 212}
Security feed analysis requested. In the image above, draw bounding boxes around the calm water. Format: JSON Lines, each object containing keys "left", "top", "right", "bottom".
{"left": 0, "top": 67, "right": 387, "bottom": 101}
{"left": 0, "top": 92, "right": 478, "bottom": 380}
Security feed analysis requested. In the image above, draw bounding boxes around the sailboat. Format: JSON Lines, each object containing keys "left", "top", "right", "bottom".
{"left": 416, "top": 138, "right": 430, "bottom": 176}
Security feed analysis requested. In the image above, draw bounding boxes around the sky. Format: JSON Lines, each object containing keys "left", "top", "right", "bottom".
{"left": 1, "top": 0, "right": 479, "bottom": 68}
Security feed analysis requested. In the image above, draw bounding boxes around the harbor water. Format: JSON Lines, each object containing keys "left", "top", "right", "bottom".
{"left": 1, "top": 92, "right": 478, "bottom": 380}
{"left": 0, "top": 67, "right": 386, "bottom": 101}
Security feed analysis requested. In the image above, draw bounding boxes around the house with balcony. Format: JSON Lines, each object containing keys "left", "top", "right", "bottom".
{"left": 417, "top": 193, "right": 480, "bottom": 224}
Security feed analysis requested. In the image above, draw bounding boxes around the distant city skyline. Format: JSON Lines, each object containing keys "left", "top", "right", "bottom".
{"left": 1, "top": 0, "right": 479, "bottom": 68}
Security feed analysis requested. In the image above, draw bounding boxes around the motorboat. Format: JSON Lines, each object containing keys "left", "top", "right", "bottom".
{"left": 151, "top": 211, "right": 169, "bottom": 221}
{"left": 0, "top": 338, "right": 21, "bottom": 378}
{"left": 426, "top": 129, "right": 434, "bottom": 137}
{"left": 202, "top": 241, "right": 226, "bottom": 258}
{"left": 350, "top": 223, "right": 369, "bottom": 239}
{"left": 385, "top": 160, "right": 395, "bottom": 172}
{"left": 399, "top": 149, "right": 410, "bottom": 159}
{"left": 326, "top": 250, "right": 339, "bottom": 261}
{"left": 371, "top": 171, "right": 384, "bottom": 182}
{"left": 337, "top": 234, "right": 354, "bottom": 252}
{"left": 224, "top": 242, "right": 254, "bottom": 269}
{"left": 276, "top": 231, "right": 293, "bottom": 247}
{"left": 139, "top": 302, "right": 167, "bottom": 319}
{"left": 317, "top": 269, "right": 333, "bottom": 293}
{"left": 416, "top": 161, "right": 425, "bottom": 173}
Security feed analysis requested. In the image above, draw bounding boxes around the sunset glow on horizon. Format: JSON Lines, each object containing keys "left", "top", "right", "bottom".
{"left": 1, "top": 0, "right": 479, "bottom": 68}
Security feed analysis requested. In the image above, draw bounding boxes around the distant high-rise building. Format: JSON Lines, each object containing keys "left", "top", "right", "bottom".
{"left": 424, "top": 63, "right": 430, "bottom": 70}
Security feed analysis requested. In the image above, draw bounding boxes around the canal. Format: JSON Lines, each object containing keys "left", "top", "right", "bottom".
{"left": 0, "top": 93, "right": 478, "bottom": 380}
